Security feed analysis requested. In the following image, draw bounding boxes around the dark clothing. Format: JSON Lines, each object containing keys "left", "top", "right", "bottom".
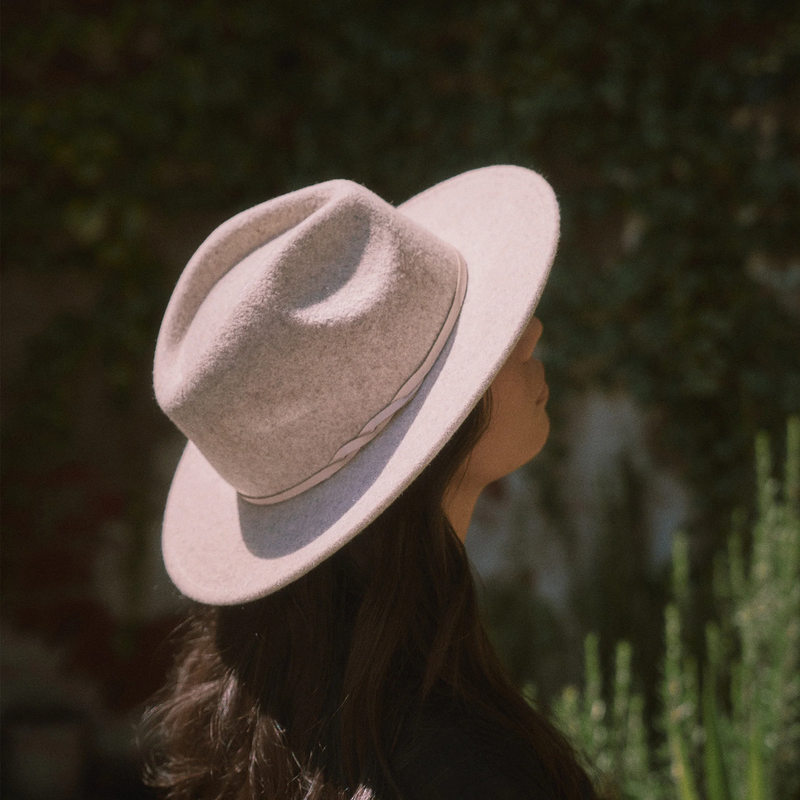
{"left": 392, "top": 717, "right": 535, "bottom": 799}
{"left": 391, "top": 707, "right": 589, "bottom": 800}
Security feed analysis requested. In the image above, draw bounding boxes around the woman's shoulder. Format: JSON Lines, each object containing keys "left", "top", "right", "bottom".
{"left": 391, "top": 706, "right": 558, "bottom": 800}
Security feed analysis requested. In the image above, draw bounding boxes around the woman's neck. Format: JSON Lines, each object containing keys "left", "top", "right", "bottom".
{"left": 442, "top": 480, "right": 483, "bottom": 543}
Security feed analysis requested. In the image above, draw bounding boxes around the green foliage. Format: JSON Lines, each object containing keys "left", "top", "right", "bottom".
{"left": 555, "top": 635, "right": 667, "bottom": 800}
{"left": 553, "top": 419, "right": 800, "bottom": 799}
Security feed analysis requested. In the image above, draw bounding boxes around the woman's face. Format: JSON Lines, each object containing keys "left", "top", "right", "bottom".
{"left": 463, "top": 316, "right": 550, "bottom": 488}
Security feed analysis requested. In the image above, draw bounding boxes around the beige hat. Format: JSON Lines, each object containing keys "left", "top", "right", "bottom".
{"left": 155, "top": 165, "right": 559, "bottom": 605}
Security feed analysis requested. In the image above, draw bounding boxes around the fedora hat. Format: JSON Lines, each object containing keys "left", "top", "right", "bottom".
{"left": 155, "top": 165, "right": 559, "bottom": 605}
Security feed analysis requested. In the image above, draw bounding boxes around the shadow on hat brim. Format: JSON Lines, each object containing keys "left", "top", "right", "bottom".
{"left": 162, "top": 165, "right": 559, "bottom": 605}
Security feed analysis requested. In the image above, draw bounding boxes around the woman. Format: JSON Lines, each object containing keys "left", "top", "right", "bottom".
{"left": 144, "top": 166, "right": 601, "bottom": 799}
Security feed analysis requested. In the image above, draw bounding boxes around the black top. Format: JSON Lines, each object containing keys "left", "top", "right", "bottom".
{"left": 391, "top": 708, "right": 585, "bottom": 800}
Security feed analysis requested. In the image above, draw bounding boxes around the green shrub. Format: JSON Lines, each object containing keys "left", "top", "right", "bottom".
{"left": 552, "top": 418, "right": 800, "bottom": 800}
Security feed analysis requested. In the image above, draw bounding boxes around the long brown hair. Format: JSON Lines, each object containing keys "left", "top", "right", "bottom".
{"left": 142, "top": 393, "right": 600, "bottom": 799}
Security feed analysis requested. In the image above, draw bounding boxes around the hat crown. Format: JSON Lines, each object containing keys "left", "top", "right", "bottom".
{"left": 154, "top": 180, "right": 462, "bottom": 499}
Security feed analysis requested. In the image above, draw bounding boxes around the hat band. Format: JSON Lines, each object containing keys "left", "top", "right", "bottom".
{"left": 239, "top": 249, "right": 468, "bottom": 506}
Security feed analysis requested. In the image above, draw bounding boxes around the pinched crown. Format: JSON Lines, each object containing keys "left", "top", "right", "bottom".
{"left": 154, "top": 180, "right": 464, "bottom": 500}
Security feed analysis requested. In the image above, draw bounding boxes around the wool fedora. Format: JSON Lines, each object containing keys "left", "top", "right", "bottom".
{"left": 155, "top": 165, "right": 559, "bottom": 605}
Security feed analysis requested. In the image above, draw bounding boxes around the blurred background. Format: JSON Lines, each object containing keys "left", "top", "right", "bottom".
{"left": 2, "top": 0, "right": 798, "bottom": 796}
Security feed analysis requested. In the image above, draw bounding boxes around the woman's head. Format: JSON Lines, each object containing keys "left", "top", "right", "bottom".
{"left": 144, "top": 168, "right": 602, "bottom": 799}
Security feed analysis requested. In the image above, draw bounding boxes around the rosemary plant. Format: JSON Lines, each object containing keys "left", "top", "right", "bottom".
{"left": 553, "top": 418, "right": 800, "bottom": 800}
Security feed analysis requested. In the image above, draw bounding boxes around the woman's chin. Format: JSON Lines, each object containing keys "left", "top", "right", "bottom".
{"left": 499, "top": 414, "right": 551, "bottom": 479}
{"left": 526, "top": 411, "right": 550, "bottom": 463}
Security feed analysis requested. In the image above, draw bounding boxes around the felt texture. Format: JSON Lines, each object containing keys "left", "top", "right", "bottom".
{"left": 156, "top": 165, "right": 559, "bottom": 605}
{"left": 155, "top": 181, "right": 457, "bottom": 497}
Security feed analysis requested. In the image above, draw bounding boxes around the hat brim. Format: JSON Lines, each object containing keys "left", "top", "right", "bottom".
{"left": 162, "top": 165, "right": 559, "bottom": 605}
